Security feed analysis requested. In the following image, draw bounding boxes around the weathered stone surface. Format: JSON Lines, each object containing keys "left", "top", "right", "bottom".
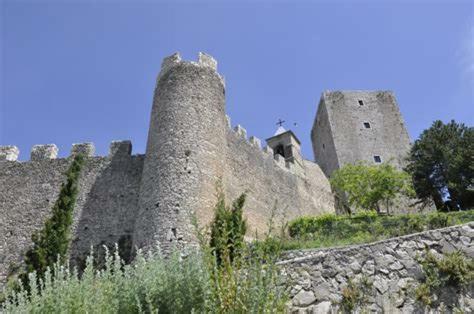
{"left": 0, "top": 152, "right": 144, "bottom": 285}
{"left": 0, "top": 53, "right": 337, "bottom": 288}
{"left": 374, "top": 276, "right": 389, "bottom": 294}
{"left": 311, "top": 90, "right": 423, "bottom": 214}
{"left": 311, "top": 301, "right": 332, "bottom": 313}
{"left": 281, "top": 223, "right": 474, "bottom": 313}
{"left": 293, "top": 290, "right": 316, "bottom": 307}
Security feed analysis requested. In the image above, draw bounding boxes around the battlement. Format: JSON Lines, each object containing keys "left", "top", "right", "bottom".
{"left": 0, "top": 140, "right": 135, "bottom": 162}
{"left": 0, "top": 146, "right": 19, "bottom": 161}
{"left": 226, "top": 114, "right": 303, "bottom": 174}
{"left": 157, "top": 52, "right": 225, "bottom": 87}
{"left": 31, "top": 144, "right": 58, "bottom": 161}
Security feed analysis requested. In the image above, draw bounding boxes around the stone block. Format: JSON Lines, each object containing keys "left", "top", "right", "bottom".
{"left": 71, "top": 143, "right": 95, "bottom": 157}
{"left": 263, "top": 146, "right": 273, "bottom": 155}
{"left": 249, "top": 136, "right": 261, "bottom": 149}
{"left": 31, "top": 144, "right": 58, "bottom": 161}
{"left": 293, "top": 290, "right": 316, "bottom": 307}
{"left": 234, "top": 125, "right": 247, "bottom": 139}
{"left": 0, "top": 146, "right": 19, "bottom": 161}
{"left": 109, "top": 140, "right": 132, "bottom": 157}
{"left": 198, "top": 52, "right": 217, "bottom": 70}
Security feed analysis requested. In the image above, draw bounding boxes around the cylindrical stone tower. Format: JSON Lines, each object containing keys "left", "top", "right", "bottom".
{"left": 134, "top": 52, "right": 227, "bottom": 253}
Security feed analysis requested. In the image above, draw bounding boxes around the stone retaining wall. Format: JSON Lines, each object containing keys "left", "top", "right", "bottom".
{"left": 279, "top": 223, "right": 474, "bottom": 313}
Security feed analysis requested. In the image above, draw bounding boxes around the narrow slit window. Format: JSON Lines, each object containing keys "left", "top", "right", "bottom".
{"left": 363, "top": 122, "right": 371, "bottom": 129}
{"left": 358, "top": 100, "right": 364, "bottom": 106}
{"left": 373, "top": 155, "right": 382, "bottom": 163}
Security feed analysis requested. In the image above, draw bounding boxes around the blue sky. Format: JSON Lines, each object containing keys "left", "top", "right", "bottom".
{"left": 1, "top": 0, "right": 473, "bottom": 160}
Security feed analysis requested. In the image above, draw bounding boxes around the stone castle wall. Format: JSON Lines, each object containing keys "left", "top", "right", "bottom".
{"left": 0, "top": 141, "right": 143, "bottom": 285}
{"left": 223, "top": 118, "right": 335, "bottom": 235}
{"left": 0, "top": 53, "right": 336, "bottom": 285}
{"left": 280, "top": 223, "right": 474, "bottom": 313}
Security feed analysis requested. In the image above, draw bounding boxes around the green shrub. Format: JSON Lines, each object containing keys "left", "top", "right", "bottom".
{"left": 405, "top": 214, "right": 425, "bottom": 233}
{"left": 330, "top": 162, "right": 415, "bottom": 213}
{"left": 2, "top": 189, "right": 287, "bottom": 313}
{"left": 285, "top": 209, "right": 474, "bottom": 250}
{"left": 415, "top": 250, "right": 474, "bottom": 307}
{"left": 340, "top": 277, "right": 373, "bottom": 313}
{"left": 427, "top": 212, "right": 450, "bottom": 229}
{"left": 209, "top": 188, "right": 247, "bottom": 265}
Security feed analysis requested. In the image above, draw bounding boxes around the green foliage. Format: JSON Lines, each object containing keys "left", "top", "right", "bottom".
{"left": 209, "top": 187, "right": 247, "bottom": 265}
{"left": 340, "top": 277, "right": 373, "bottom": 313}
{"left": 205, "top": 190, "right": 286, "bottom": 312}
{"left": 2, "top": 248, "right": 210, "bottom": 313}
{"left": 3, "top": 188, "right": 287, "bottom": 313}
{"left": 406, "top": 120, "right": 474, "bottom": 210}
{"left": 415, "top": 250, "right": 474, "bottom": 307}
{"left": 12, "top": 154, "right": 85, "bottom": 287}
{"left": 330, "top": 162, "right": 415, "bottom": 214}
{"left": 426, "top": 211, "right": 450, "bottom": 229}
{"left": 286, "top": 209, "right": 474, "bottom": 250}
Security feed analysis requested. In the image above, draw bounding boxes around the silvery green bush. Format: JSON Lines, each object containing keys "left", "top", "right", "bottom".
{"left": 2, "top": 243, "right": 286, "bottom": 313}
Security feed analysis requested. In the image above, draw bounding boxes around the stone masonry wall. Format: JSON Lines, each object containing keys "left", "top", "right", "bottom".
{"left": 0, "top": 141, "right": 143, "bottom": 286}
{"left": 133, "top": 53, "right": 227, "bottom": 253}
{"left": 280, "top": 223, "right": 474, "bottom": 313}
{"left": 313, "top": 91, "right": 412, "bottom": 173}
{"left": 223, "top": 118, "right": 336, "bottom": 235}
{"left": 311, "top": 90, "right": 426, "bottom": 214}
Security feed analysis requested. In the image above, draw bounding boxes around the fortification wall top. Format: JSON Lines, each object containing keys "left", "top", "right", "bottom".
{"left": 0, "top": 142, "right": 144, "bottom": 286}
{"left": 223, "top": 115, "right": 335, "bottom": 234}
{"left": 157, "top": 52, "right": 225, "bottom": 88}
{"left": 0, "top": 140, "right": 139, "bottom": 163}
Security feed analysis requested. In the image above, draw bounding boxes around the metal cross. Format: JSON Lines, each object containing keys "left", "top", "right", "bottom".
{"left": 276, "top": 119, "right": 285, "bottom": 127}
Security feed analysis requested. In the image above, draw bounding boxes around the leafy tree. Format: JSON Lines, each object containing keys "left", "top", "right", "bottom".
{"left": 330, "top": 162, "right": 415, "bottom": 214}
{"left": 16, "top": 154, "right": 85, "bottom": 285}
{"left": 405, "top": 120, "right": 474, "bottom": 211}
{"left": 209, "top": 188, "right": 247, "bottom": 265}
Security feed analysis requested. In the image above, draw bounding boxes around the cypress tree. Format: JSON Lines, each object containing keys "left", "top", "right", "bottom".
{"left": 21, "top": 154, "right": 85, "bottom": 282}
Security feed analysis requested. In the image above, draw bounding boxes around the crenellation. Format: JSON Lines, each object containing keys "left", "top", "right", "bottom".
{"left": 2, "top": 53, "right": 422, "bottom": 291}
{"left": 109, "top": 140, "right": 132, "bottom": 158}
{"left": 263, "top": 146, "right": 273, "bottom": 155}
{"left": 0, "top": 146, "right": 19, "bottom": 161}
{"left": 274, "top": 154, "right": 286, "bottom": 168}
{"left": 158, "top": 52, "right": 182, "bottom": 80}
{"left": 234, "top": 124, "right": 247, "bottom": 139}
{"left": 71, "top": 143, "right": 95, "bottom": 157}
{"left": 249, "top": 136, "right": 261, "bottom": 149}
{"left": 198, "top": 52, "right": 217, "bottom": 70}
{"left": 30, "top": 144, "right": 58, "bottom": 161}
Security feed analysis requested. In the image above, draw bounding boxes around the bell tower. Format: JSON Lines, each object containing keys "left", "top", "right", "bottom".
{"left": 265, "top": 126, "right": 304, "bottom": 169}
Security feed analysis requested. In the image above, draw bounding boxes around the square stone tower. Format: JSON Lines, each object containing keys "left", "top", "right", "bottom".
{"left": 311, "top": 90, "right": 412, "bottom": 179}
